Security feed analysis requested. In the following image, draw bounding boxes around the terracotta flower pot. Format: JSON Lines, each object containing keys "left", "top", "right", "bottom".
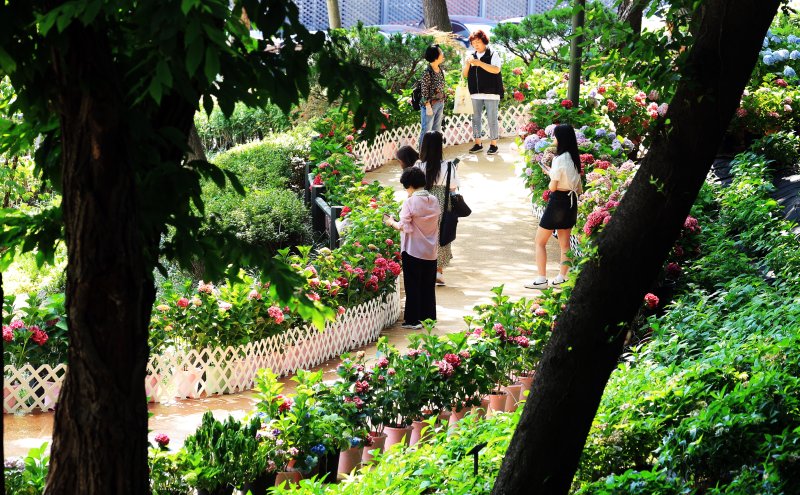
{"left": 274, "top": 470, "right": 301, "bottom": 488}
{"left": 362, "top": 432, "right": 387, "bottom": 464}
{"left": 337, "top": 446, "right": 363, "bottom": 475}
{"left": 474, "top": 397, "right": 491, "bottom": 419}
{"left": 383, "top": 425, "right": 412, "bottom": 450}
{"left": 409, "top": 419, "right": 426, "bottom": 445}
{"left": 503, "top": 383, "right": 522, "bottom": 412}
{"left": 517, "top": 373, "right": 534, "bottom": 396}
{"left": 487, "top": 391, "right": 508, "bottom": 416}
{"left": 448, "top": 406, "right": 468, "bottom": 428}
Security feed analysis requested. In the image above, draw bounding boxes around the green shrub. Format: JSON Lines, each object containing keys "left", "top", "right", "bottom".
{"left": 749, "top": 131, "right": 800, "bottom": 173}
{"left": 212, "top": 134, "right": 310, "bottom": 193}
{"left": 195, "top": 102, "right": 292, "bottom": 152}
{"left": 202, "top": 187, "right": 311, "bottom": 255}
{"left": 3, "top": 443, "right": 49, "bottom": 495}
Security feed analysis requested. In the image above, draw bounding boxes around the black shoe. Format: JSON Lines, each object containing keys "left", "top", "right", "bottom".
{"left": 487, "top": 145, "right": 499, "bottom": 155}
{"left": 468, "top": 144, "right": 484, "bottom": 154}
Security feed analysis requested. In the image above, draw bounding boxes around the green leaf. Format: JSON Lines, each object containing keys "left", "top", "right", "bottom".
{"left": 186, "top": 39, "right": 204, "bottom": 76}
{"left": 148, "top": 77, "right": 162, "bottom": 104}
{"left": 156, "top": 60, "right": 173, "bottom": 89}
{"left": 0, "top": 47, "right": 17, "bottom": 73}
{"left": 204, "top": 46, "right": 220, "bottom": 83}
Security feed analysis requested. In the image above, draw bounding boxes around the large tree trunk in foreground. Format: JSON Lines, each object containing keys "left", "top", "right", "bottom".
{"left": 492, "top": 1, "right": 780, "bottom": 494}
{"left": 44, "top": 25, "right": 155, "bottom": 495}
{"left": 423, "top": 0, "right": 452, "bottom": 32}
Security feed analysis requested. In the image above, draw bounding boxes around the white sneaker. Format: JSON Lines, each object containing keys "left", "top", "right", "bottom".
{"left": 524, "top": 276, "right": 548, "bottom": 289}
{"left": 551, "top": 274, "right": 567, "bottom": 286}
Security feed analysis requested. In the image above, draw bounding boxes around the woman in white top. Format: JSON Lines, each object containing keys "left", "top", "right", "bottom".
{"left": 526, "top": 124, "right": 583, "bottom": 289}
{"left": 416, "top": 130, "right": 460, "bottom": 286}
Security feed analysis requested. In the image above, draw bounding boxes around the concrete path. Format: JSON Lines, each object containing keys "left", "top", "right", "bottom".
{"left": 3, "top": 137, "right": 565, "bottom": 457}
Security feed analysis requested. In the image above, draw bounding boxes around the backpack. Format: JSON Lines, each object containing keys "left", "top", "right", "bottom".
{"left": 410, "top": 67, "right": 433, "bottom": 111}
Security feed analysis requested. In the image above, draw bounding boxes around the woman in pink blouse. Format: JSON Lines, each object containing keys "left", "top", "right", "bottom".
{"left": 384, "top": 167, "right": 441, "bottom": 329}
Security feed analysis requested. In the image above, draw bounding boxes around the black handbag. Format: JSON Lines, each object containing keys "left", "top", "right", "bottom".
{"left": 439, "top": 160, "right": 462, "bottom": 246}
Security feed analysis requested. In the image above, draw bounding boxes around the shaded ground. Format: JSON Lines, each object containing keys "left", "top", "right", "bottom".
{"left": 3, "top": 138, "right": 565, "bottom": 457}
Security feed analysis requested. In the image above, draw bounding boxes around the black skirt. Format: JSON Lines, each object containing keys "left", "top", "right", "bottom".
{"left": 539, "top": 190, "right": 578, "bottom": 230}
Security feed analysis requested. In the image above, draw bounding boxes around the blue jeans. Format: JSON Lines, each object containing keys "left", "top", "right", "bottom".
{"left": 471, "top": 98, "right": 500, "bottom": 141}
{"left": 419, "top": 100, "right": 444, "bottom": 148}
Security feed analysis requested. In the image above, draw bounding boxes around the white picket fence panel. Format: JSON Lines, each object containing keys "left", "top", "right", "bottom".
{"left": 4, "top": 284, "right": 401, "bottom": 413}
{"left": 357, "top": 104, "right": 530, "bottom": 171}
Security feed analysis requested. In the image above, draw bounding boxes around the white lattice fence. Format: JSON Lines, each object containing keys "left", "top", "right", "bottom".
{"left": 357, "top": 104, "right": 530, "bottom": 171}
{"left": 4, "top": 285, "right": 401, "bottom": 414}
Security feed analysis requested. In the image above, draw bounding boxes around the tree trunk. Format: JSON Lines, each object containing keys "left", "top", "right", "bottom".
{"left": 187, "top": 123, "right": 207, "bottom": 164}
{"left": 423, "top": 0, "right": 452, "bottom": 32}
{"left": 567, "top": 0, "right": 586, "bottom": 105}
{"left": 492, "top": 1, "right": 780, "bottom": 494}
{"left": 617, "top": 0, "right": 646, "bottom": 35}
{"left": 327, "top": 0, "right": 341, "bottom": 29}
{"left": 44, "top": 24, "right": 154, "bottom": 495}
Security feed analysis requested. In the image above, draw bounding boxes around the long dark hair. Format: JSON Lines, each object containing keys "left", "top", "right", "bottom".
{"left": 419, "top": 131, "right": 444, "bottom": 190}
{"left": 554, "top": 124, "right": 580, "bottom": 174}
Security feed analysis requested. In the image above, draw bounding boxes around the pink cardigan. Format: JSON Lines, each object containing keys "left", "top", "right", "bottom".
{"left": 398, "top": 190, "right": 440, "bottom": 261}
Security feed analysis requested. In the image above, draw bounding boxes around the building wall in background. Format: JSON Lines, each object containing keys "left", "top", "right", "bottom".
{"left": 296, "top": 0, "right": 615, "bottom": 31}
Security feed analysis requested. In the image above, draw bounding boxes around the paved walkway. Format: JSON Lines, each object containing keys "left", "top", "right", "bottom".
{"left": 3, "top": 137, "right": 565, "bottom": 457}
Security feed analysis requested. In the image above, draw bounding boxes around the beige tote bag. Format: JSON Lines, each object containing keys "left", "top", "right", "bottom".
{"left": 453, "top": 79, "right": 474, "bottom": 115}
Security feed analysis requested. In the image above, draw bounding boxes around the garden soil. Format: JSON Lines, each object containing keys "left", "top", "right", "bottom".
{"left": 3, "top": 138, "right": 565, "bottom": 457}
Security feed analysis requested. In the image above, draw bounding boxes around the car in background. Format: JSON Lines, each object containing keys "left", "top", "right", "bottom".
{"left": 366, "top": 24, "right": 427, "bottom": 40}
{"left": 417, "top": 15, "right": 498, "bottom": 47}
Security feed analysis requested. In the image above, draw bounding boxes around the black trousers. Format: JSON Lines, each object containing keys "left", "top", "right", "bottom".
{"left": 401, "top": 251, "right": 437, "bottom": 326}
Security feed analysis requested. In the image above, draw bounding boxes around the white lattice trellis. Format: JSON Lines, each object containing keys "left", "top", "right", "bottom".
{"left": 357, "top": 104, "right": 529, "bottom": 171}
{"left": 4, "top": 284, "right": 400, "bottom": 414}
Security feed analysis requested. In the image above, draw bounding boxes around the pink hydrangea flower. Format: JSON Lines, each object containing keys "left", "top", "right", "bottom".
{"left": 268, "top": 306, "right": 285, "bottom": 324}
{"left": 644, "top": 293, "right": 659, "bottom": 310}
{"left": 2, "top": 326, "right": 13, "bottom": 342}
{"left": 176, "top": 298, "right": 190, "bottom": 308}
{"left": 154, "top": 433, "right": 170, "bottom": 448}
{"left": 443, "top": 353, "right": 461, "bottom": 367}
{"left": 30, "top": 327, "right": 48, "bottom": 346}
{"left": 9, "top": 320, "right": 24, "bottom": 330}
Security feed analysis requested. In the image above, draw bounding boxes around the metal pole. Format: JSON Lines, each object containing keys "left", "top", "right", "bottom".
{"left": 567, "top": 0, "right": 586, "bottom": 105}
{"left": 330, "top": 206, "right": 342, "bottom": 249}
{"left": 381, "top": 0, "right": 389, "bottom": 24}
{"left": 479, "top": 0, "right": 486, "bottom": 17}
{"left": 311, "top": 186, "right": 326, "bottom": 235}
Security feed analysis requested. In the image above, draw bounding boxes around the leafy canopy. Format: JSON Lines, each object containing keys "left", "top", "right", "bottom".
{"left": 0, "top": 0, "right": 394, "bottom": 319}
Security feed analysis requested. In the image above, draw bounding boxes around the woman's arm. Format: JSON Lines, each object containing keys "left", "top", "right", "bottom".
{"left": 473, "top": 59, "right": 501, "bottom": 74}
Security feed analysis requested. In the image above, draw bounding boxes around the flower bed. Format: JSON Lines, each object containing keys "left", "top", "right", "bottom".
{"left": 4, "top": 283, "right": 399, "bottom": 413}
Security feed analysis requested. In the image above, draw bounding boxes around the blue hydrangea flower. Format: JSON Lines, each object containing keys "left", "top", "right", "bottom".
{"left": 305, "top": 455, "right": 318, "bottom": 468}
{"left": 784, "top": 66, "right": 797, "bottom": 78}
{"left": 764, "top": 54, "right": 776, "bottom": 66}
{"left": 545, "top": 89, "right": 557, "bottom": 99}
{"left": 791, "top": 50, "right": 800, "bottom": 60}
{"left": 350, "top": 437, "right": 362, "bottom": 448}
{"left": 607, "top": 132, "right": 617, "bottom": 141}
{"left": 545, "top": 124, "right": 556, "bottom": 137}
{"left": 789, "top": 34, "right": 799, "bottom": 44}
{"left": 763, "top": 37, "right": 770, "bottom": 48}
{"left": 622, "top": 138, "right": 634, "bottom": 149}
{"left": 579, "top": 125, "right": 589, "bottom": 133}
{"left": 775, "top": 49, "right": 790, "bottom": 61}
{"left": 534, "top": 139, "right": 550, "bottom": 152}
{"left": 595, "top": 128, "right": 607, "bottom": 138}
{"left": 611, "top": 140, "right": 622, "bottom": 151}
{"left": 523, "top": 134, "right": 539, "bottom": 151}
{"left": 310, "top": 444, "right": 327, "bottom": 456}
